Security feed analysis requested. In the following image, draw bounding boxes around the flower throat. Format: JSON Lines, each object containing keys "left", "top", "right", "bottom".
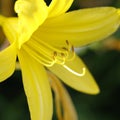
{"left": 22, "top": 39, "right": 85, "bottom": 76}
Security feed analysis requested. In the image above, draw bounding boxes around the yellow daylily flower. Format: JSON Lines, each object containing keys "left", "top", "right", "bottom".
{"left": 0, "top": 0, "right": 120, "bottom": 120}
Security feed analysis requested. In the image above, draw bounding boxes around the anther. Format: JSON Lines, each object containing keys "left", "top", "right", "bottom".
{"left": 53, "top": 51, "right": 57, "bottom": 56}
{"left": 53, "top": 51, "right": 57, "bottom": 60}
{"left": 71, "top": 45, "right": 74, "bottom": 52}
{"left": 61, "top": 53, "right": 65, "bottom": 57}
{"left": 66, "top": 40, "right": 69, "bottom": 45}
{"left": 62, "top": 47, "right": 68, "bottom": 51}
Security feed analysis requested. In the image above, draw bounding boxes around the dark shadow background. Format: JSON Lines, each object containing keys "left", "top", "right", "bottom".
{"left": 0, "top": 0, "right": 120, "bottom": 120}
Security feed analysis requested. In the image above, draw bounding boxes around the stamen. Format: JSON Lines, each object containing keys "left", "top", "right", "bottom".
{"left": 63, "top": 65, "right": 86, "bottom": 76}
{"left": 71, "top": 45, "right": 74, "bottom": 52}
{"left": 66, "top": 40, "right": 69, "bottom": 46}
{"left": 66, "top": 45, "right": 75, "bottom": 61}
{"left": 62, "top": 47, "right": 68, "bottom": 51}
{"left": 61, "top": 53, "right": 65, "bottom": 57}
{"left": 52, "top": 40, "right": 75, "bottom": 65}
{"left": 54, "top": 51, "right": 57, "bottom": 57}
{"left": 24, "top": 36, "right": 75, "bottom": 67}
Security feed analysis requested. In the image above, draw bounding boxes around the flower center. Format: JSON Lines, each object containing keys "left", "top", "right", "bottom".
{"left": 52, "top": 40, "right": 75, "bottom": 65}
{"left": 23, "top": 38, "right": 75, "bottom": 66}
{"left": 22, "top": 38, "right": 85, "bottom": 76}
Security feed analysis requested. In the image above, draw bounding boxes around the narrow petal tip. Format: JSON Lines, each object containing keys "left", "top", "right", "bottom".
{"left": 89, "top": 85, "right": 100, "bottom": 95}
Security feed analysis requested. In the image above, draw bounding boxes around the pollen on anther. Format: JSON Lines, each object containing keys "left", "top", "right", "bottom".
{"left": 71, "top": 45, "right": 74, "bottom": 52}
{"left": 53, "top": 51, "right": 57, "bottom": 60}
{"left": 61, "top": 53, "right": 65, "bottom": 57}
{"left": 51, "top": 40, "right": 75, "bottom": 65}
{"left": 53, "top": 51, "right": 57, "bottom": 56}
{"left": 62, "top": 47, "right": 68, "bottom": 51}
{"left": 66, "top": 40, "right": 69, "bottom": 45}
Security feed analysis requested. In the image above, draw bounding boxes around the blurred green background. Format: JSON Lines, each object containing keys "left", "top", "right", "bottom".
{"left": 1, "top": 0, "right": 120, "bottom": 120}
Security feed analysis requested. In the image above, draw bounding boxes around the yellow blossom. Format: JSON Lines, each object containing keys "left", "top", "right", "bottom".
{"left": 0, "top": 0, "right": 120, "bottom": 120}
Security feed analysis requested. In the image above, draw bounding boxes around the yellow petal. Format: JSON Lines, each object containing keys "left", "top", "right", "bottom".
{"left": 14, "top": 0, "right": 48, "bottom": 48}
{"left": 48, "top": 54, "right": 100, "bottom": 95}
{"left": 36, "top": 7, "right": 120, "bottom": 47}
{"left": 48, "top": 0, "right": 73, "bottom": 18}
{"left": 1, "top": 17, "right": 18, "bottom": 44}
{"left": 18, "top": 49, "right": 53, "bottom": 120}
{"left": 0, "top": 41, "right": 16, "bottom": 82}
{"left": 48, "top": 71, "right": 78, "bottom": 120}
